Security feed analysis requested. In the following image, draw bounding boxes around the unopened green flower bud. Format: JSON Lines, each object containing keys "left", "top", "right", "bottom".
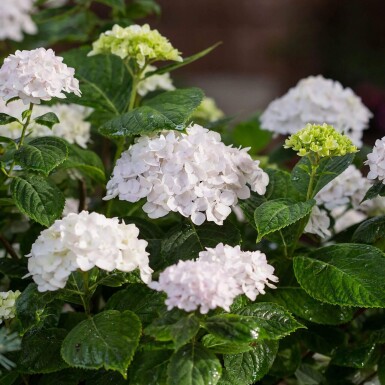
{"left": 88, "top": 24, "right": 182, "bottom": 69}
{"left": 284, "top": 123, "right": 358, "bottom": 158}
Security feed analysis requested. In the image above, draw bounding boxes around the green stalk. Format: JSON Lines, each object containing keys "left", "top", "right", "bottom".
{"left": 7, "top": 103, "right": 34, "bottom": 176}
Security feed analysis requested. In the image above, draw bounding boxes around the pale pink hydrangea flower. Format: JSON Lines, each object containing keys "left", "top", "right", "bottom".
{"left": 104, "top": 125, "right": 269, "bottom": 225}
{"left": 198, "top": 243, "right": 278, "bottom": 301}
{"left": 26, "top": 211, "right": 152, "bottom": 292}
{"left": 0, "top": 48, "right": 81, "bottom": 104}
{"left": 366, "top": 137, "right": 385, "bottom": 184}
{"left": 149, "top": 259, "right": 239, "bottom": 314}
{"left": 260, "top": 75, "right": 372, "bottom": 147}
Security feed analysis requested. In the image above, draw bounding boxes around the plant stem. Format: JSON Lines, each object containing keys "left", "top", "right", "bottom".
{"left": 0, "top": 233, "right": 19, "bottom": 260}
{"left": 7, "top": 103, "right": 34, "bottom": 176}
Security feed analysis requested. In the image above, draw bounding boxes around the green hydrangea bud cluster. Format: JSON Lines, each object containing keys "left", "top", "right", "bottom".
{"left": 88, "top": 24, "right": 182, "bottom": 68}
{"left": 0, "top": 290, "right": 20, "bottom": 324}
{"left": 284, "top": 123, "right": 358, "bottom": 157}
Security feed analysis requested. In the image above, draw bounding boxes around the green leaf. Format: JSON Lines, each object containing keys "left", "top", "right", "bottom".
{"left": 60, "top": 143, "right": 105, "bottom": 183}
{"left": 331, "top": 343, "right": 379, "bottom": 368}
{"left": 167, "top": 343, "right": 222, "bottom": 385}
{"left": 18, "top": 328, "right": 68, "bottom": 374}
{"left": 0, "top": 136, "right": 17, "bottom": 147}
{"left": 352, "top": 216, "right": 385, "bottom": 244}
{"left": 34, "top": 112, "right": 60, "bottom": 129}
{"left": 362, "top": 180, "right": 385, "bottom": 202}
{"left": 11, "top": 174, "right": 64, "bottom": 226}
{"left": 62, "top": 47, "right": 132, "bottom": 114}
{"left": 84, "top": 370, "right": 127, "bottom": 385}
{"left": 237, "top": 302, "right": 305, "bottom": 340}
{"left": 145, "top": 312, "right": 200, "bottom": 350}
{"left": 378, "top": 354, "right": 385, "bottom": 385}
{"left": 158, "top": 221, "right": 241, "bottom": 269}
{"left": 255, "top": 198, "right": 315, "bottom": 242}
{"left": 263, "top": 287, "right": 354, "bottom": 325}
{"left": 238, "top": 192, "right": 265, "bottom": 230}
{"left": 0, "top": 113, "right": 19, "bottom": 125}
{"left": 294, "top": 243, "right": 385, "bottom": 307}
{"left": 232, "top": 120, "right": 272, "bottom": 153}
{"left": 291, "top": 154, "right": 355, "bottom": 198}
{"left": 0, "top": 371, "right": 19, "bottom": 385}
{"left": 224, "top": 340, "right": 279, "bottom": 385}
{"left": 61, "top": 310, "right": 141, "bottom": 377}
{"left": 14, "top": 137, "right": 68, "bottom": 175}
{"left": 147, "top": 42, "right": 221, "bottom": 77}
{"left": 129, "top": 350, "right": 171, "bottom": 385}
{"left": 105, "top": 284, "right": 165, "bottom": 326}
{"left": 201, "top": 334, "right": 252, "bottom": 354}
{"left": 125, "top": 0, "right": 161, "bottom": 18}
{"left": 269, "top": 335, "right": 301, "bottom": 377}
{"left": 99, "top": 88, "right": 204, "bottom": 138}
{"left": 204, "top": 314, "right": 265, "bottom": 343}
{"left": 265, "top": 168, "right": 301, "bottom": 200}
{"left": 16, "top": 284, "right": 58, "bottom": 334}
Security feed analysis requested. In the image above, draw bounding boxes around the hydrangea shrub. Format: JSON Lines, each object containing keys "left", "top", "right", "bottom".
{"left": 0, "top": 1, "right": 385, "bottom": 385}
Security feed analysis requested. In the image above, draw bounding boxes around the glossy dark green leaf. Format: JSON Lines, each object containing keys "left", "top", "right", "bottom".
{"left": 14, "top": 137, "right": 68, "bottom": 175}
{"left": 11, "top": 174, "right": 64, "bottom": 226}
{"left": 255, "top": 199, "right": 315, "bottom": 242}
{"left": 62, "top": 47, "right": 132, "bottom": 114}
{"left": 18, "top": 328, "right": 68, "bottom": 374}
{"left": 352, "top": 216, "right": 385, "bottom": 244}
{"left": 201, "top": 334, "right": 251, "bottom": 354}
{"left": 38, "top": 369, "right": 85, "bottom": 385}
{"left": 60, "top": 143, "right": 105, "bottom": 183}
{"left": 34, "top": 112, "right": 60, "bottom": 129}
{"left": 61, "top": 310, "right": 141, "bottom": 377}
{"left": 99, "top": 88, "right": 204, "bottom": 138}
{"left": 145, "top": 313, "right": 200, "bottom": 350}
{"left": 16, "top": 283, "right": 58, "bottom": 334}
{"left": 331, "top": 343, "right": 379, "bottom": 368}
{"left": 0, "top": 257, "right": 28, "bottom": 278}
{"left": 167, "top": 343, "right": 222, "bottom": 385}
{"left": 294, "top": 244, "right": 385, "bottom": 307}
{"left": 0, "top": 113, "right": 19, "bottom": 125}
{"left": 291, "top": 154, "right": 355, "bottom": 198}
{"left": 362, "top": 181, "right": 385, "bottom": 202}
{"left": 224, "top": 340, "right": 279, "bottom": 384}
{"left": 265, "top": 168, "right": 301, "bottom": 200}
{"left": 232, "top": 120, "right": 272, "bottom": 153}
{"left": 263, "top": 287, "right": 354, "bottom": 325}
{"left": 236, "top": 302, "right": 305, "bottom": 340}
{"left": 105, "top": 284, "right": 165, "bottom": 326}
{"left": 129, "top": 350, "right": 171, "bottom": 385}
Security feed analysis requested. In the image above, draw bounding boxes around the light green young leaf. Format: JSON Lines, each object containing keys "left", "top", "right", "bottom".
{"left": 11, "top": 174, "right": 64, "bottom": 226}
{"left": 254, "top": 198, "right": 315, "bottom": 242}
{"left": 99, "top": 88, "right": 204, "bottom": 138}
{"left": 61, "top": 310, "right": 141, "bottom": 377}
{"left": 14, "top": 137, "right": 68, "bottom": 175}
{"left": 294, "top": 243, "right": 385, "bottom": 307}
{"left": 167, "top": 343, "right": 222, "bottom": 385}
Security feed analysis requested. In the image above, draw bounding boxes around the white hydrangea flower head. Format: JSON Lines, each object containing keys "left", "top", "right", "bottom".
{"left": 0, "top": 48, "right": 81, "bottom": 105}
{"left": 315, "top": 165, "right": 367, "bottom": 210}
{"left": 0, "top": 0, "right": 37, "bottom": 42}
{"left": 366, "top": 137, "right": 385, "bottom": 183}
{"left": 260, "top": 75, "right": 372, "bottom": 147}
{"left": 104, "top": 125, "right": 269, "bottom": 225}
{"left": 305, "top": 206, "right": 331, "bottom": 238}
{"left": 331, "top": 207, "right": 367, "bottom": 234}
{"left": 0, "top": 290, "right": 21, "bottom": 324}
{"left": 198, "top": 243, "right": 278, "bottom": 301}
{"left": 0, "top": 99, "right": 91, "bottom": 148}
{"left": 149, "top": 259, "right": 239, "bottom": 314}
{"left": 27, "top": 211, "right": 152, "bottom": 292}
{"left": 137, "top": 65, "right": 175, "bottom": 97}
